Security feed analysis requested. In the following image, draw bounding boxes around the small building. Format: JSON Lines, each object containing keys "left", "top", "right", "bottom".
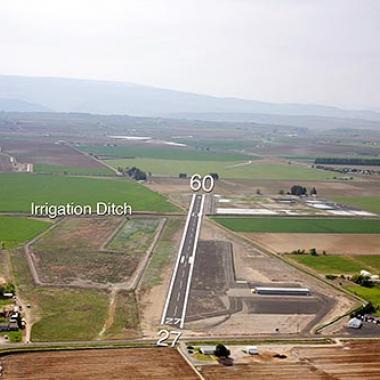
{"left": 8, "top": 322, "right": 18, "bottom": 331}
{"left": 199, "top": 346, "right": 216, "bottom": 355}
{"left": 347, "top": 317, "right": 363, "bottom": 329}
{"left": 254, "top": 287, "right": 310, "bottom": 296}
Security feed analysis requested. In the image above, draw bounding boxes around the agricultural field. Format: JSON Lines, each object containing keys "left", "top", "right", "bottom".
{"left": 0, "top": 173, "right": 178, "bottom": 212}
{"left": 79, "top": 143, "right": 254, "bottom": 161}
{"left": 0, "top": 139, "right": 108, "bottom": 169}
{"left": 34, "top": 163, "right": 114, "bottom": 176}
{"left": 246, "top": 233, "right": 380, "bottom": 255}
{"left": 107, "top": 218, "right": 161, "bottom": 252}
{"left": 30, "top": 288, "right": 110, "bottom": 341}
{"left": 352, "top": 256, "right": 380, "bottom": 272}
{"left": 0, "top": 216, "right": 50, "bottom": 249}
{"left": 102, "top": 290, "right": 140, "bottom": 339}
{"left": 288, "top": 255, "right": 369, "bottom": 275}
{"left": 0, "top": 348, "right": 199, "bottom": 380}
{"left": 10, "top": 244, "right": 111, "bottom": 341}
{"left": 107, "top": 158, "right": 335, "bottom": 180}
{"left": 214, "top": 217, "right": 380, "bottom": 233}
{"left": 202, "top": 341, "right": 380, "bottom": 380}
{"left": 333, "top": 196, "right": 380, "bottom": 214}
{"left": 140, "top": 217, "right": 184, "bottom": 290}
{"left": 31, "top": 217, "right": 150, "bottom": 285}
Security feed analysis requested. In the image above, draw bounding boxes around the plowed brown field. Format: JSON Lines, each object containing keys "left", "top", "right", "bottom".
{"left": 203, "top": 341, "right": 380, "bottom": 380}
{"left": 1, "top": 347, "right": 198, "bottom": 380}
{"left": 244, "top": 233, "right": 380, "bottom": 255}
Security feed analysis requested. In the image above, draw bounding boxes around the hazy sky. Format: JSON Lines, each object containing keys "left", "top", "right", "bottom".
{"left": 0, "top": 0, "right": 379, "bottom": 109}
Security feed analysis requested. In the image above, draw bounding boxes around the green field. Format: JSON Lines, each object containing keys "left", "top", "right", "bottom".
{"left": 107, "top": 158, "right": 334, "bottom": 180}
{"left": 80, "top": 144, "right": 254, "bottom": 161}
{"left": 171, "top": 138, "right": 260, "bottom": 153}
{"left": 333, "top": 196, "right": 380, "bottom": 214}
{"left": 31, "top": 288, "right": 109, "bottom": 341}
{"left": 141, "top": 217, "right": 184, "bottom": 290}
{"left": 0, "top": 173, "right": 178, "bottom": 212}
{"left": 214, "top": 217, "right": 380, "bottom": 233}
{"left": 290, "top": 255, "right": 369, "bottom": 274}
{"left": 348, "top": 256, "right": 380, "bottom": 273}
{"left": 107, "top": 218, "right": 161, "bottom": 252}
{"left": 103, "top": 291, "right": 140, "bottom": 339}
{"left": 346, "top": 285, "right": 380, "bottom": 316}
{"left": 0, "top": 216, "right": 50, "bottom": 249}
{"left": 34, "top": 163, "right": 114, "bottom": 176}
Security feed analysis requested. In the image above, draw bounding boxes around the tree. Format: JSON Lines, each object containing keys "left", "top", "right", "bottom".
{"left": 351, "top": 274, "right": 373, "bottom": 288}
{"left": 214, "top": 344, "right": 230, "bottom": 358}
{"left": 290, "top": 185, "right": 307, "bottom": 196}
{"left": 4, "top": 282, "right": 15, "bottom": 294}
{"left": 310, "top": 187, "right": 317, "bottom": 195}
{"left": 309, "top": 248, "right": 318, "bottom": 256}
{"left": 279, "top": 189, "right": 285, "bottom": 195}
{"left": 256, "top": 189, "right": 261, "bottom": 195}
{"left": 127, "top": 167, "right": 147, "bottom": 181}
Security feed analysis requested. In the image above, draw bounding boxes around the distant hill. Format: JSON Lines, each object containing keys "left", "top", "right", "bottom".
{"left": 0, "top": 75, "right": 379, "bottom": 122}
{"left": 0, "top": 98, "right": 51, "bottom": 112}
{"left": 166, "top": 112, "right": 380, "bottom": 131}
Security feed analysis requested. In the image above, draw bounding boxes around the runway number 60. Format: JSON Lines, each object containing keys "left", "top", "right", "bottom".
{"left": 190, "top": 174, "right": 214, "bottom": 193}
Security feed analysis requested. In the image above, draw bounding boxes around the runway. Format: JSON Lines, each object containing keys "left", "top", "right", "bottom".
{"left": 161, "top": 193, "right": 205, "bottom": 328}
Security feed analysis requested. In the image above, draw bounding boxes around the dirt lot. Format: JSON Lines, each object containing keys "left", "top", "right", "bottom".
{"left": 0, "top": 347, "right": 198, "bottom": 380}
{"left": 31, "top": 217, "right": 146, "bottom": 285}
{"left": 187, "top": 241, "right": 235, "bottom": 321}
{"left": 245, "top": 233, "right": 380, "bottom": 255}
{"left": 0, "top": 140, "right": 106, "bottom": 168}
{"left": 202, "top": 341, "right": 380, "bottom": 380}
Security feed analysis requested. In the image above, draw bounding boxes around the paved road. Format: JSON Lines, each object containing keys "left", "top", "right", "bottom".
{"left": 161, "top": 193, "right": 205, "bottom": 329}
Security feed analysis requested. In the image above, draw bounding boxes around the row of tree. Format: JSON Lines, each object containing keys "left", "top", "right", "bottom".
{"left": 315, "top": 158, "right": 380, "bottom": 166}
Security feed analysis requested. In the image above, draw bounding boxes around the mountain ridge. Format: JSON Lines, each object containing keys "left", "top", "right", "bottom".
{"left": 0, "top": 74, "right": 379, "bottom": 122}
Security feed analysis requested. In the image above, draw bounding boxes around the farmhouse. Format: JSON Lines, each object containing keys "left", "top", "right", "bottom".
{"left": 254, "top": 287, "right": 310, "bottom": 296}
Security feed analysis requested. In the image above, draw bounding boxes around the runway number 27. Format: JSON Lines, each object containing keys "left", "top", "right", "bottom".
{"left": 190, "top": 174, "right": 214, "bottom": 193}
{"left": 156, "top": 329, "right": 182, "bottom": 347}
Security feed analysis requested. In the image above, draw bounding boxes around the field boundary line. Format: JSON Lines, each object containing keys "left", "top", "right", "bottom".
{"left": 24, "top": 218, "right": 66, "bottom": 286}
{"left": 100, "top": 217, "right": 127, "bottom": 250}
{"left": 177, "top": 345, "right": 206, "bottom": 380}
{"left": 67, "top": 143, "right": 119, "bottom": 175}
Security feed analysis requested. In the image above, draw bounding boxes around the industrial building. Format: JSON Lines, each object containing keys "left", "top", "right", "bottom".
{"left": 253, "top": 287, "right": 310, "bottom": 296}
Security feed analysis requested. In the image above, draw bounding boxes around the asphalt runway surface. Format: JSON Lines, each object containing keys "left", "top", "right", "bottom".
{"left": 161, "top": 193, "right": 205, "bottom": 328}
